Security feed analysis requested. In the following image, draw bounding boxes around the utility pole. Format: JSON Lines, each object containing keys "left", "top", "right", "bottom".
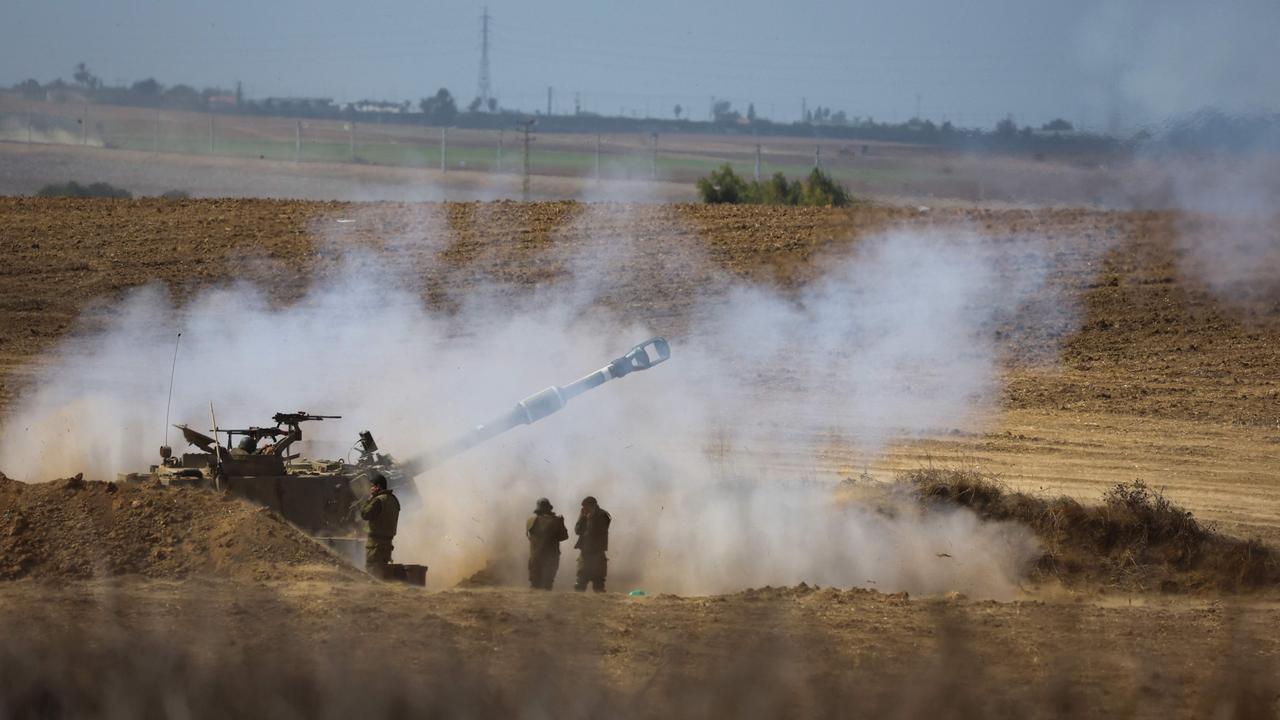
{"left": 476, "top": 7, "right": 492, "bottom": 110}
{"left": 440, "top": 127, "right": 447, "bottom": 172}
{"left": 546, "top": 86, "right": 552, "bottom": 116}
{"left": 754, "top": 144, "right": 762, "bottom": 182}
{"left": 518, "top": 118, "right": 535, "bottom": 200}
{"left": 814, "top": 144, "right": 820, "bottom": 170}
{"left": 650, "top": 132, "right": 658, "bottom": 180}
{"left": 801, "top": 97, "right": 807, "bottom": 123}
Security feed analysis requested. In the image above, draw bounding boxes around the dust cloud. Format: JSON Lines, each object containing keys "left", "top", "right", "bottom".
{"left": 0, "top": 205, "right": 1072, "bottom": 598}
{"left": 1160, "top": 151, "right": 1280, "bottom": 303}
{"left": 1078, "top": 0, "right": 1280, "bottom": 302}
{"left": 0, "top": 112, "right": 102, "bottom": 146}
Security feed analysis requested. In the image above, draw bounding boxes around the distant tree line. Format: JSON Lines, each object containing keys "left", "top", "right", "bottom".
{"left": 12, "top": 63, "right": 1278, "bottom": 159}
{"left": 13, "top": 64, "right": 237, "bottom": 113}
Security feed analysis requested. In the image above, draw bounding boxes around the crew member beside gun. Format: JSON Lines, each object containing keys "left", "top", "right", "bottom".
{"left": 526, "top": 497, "right": 569, "bottom": 590}
{"left": 574, "top": 496, "right": 611, "bottom": 592}
{"left": 360, "top": 472, "right": 400, "bottom": 577}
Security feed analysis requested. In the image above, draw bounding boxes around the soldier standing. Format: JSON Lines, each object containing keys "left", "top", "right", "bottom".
{"left": 574, "top": 495, "right": 611, "bottom": 592}
{"left": 526, "top": 497, "right": 569, "bottom": 590}
{"left": 360, "top": 472, "right": 400, "bottom": 578}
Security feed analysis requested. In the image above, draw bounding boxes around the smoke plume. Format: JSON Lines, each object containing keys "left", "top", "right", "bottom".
{"left": 1078, "top": 0, "right": 1280, "bottom": 302}
{"left": 0, "top": 205, "right": 1070, "bottom": 598}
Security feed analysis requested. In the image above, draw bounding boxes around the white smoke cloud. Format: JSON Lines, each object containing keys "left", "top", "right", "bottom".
{"left": 0, "top": 207, "right": 1066, "bottom": 598}
{"left": 1147, "top": 154, "right": 1280, "bottom": 302}
{"left": 1076, "top": 0, "right": 1280, "bottom": 302}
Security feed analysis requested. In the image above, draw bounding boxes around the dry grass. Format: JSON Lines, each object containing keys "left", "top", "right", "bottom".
{"left": 906, "top": 467, "right": 1280, "bottom": 593}
{"left": 2, "top": 593, "right": 1276, "bottom": 720}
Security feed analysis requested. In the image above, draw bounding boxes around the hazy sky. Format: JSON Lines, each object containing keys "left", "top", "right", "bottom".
{"left": 3, "top": 0, "right": 1276, "bottom": 130}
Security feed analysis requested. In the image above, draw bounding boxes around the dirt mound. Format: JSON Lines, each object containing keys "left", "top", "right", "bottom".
{"left": 908, "top": 467, "right": 1280, "bottom": 593}
{"left": 0, "top": 471, "right": 358, "bottom": 581}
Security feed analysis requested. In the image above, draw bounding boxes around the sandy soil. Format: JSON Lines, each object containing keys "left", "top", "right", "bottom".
{"left": 1, "top": 198, "right": 1278, "bottom": 716}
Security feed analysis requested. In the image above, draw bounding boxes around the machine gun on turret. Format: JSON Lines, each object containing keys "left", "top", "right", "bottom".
{"left": 211, "top": 412, "right": 341, "bottom": 459}
{"left": 272, "top": 411, "right": 342, "bottom": 426}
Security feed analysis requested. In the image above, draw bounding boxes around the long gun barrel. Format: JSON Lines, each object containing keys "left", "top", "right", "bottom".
{"left": 402, "top": 337, "right": 670, "bottom": 476}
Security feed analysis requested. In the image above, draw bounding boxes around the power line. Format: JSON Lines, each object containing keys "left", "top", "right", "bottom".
{"left": 518, "top": 118, "right": 535, "bottom": 201}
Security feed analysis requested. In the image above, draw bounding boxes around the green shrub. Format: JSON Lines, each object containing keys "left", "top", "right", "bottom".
{"left": 695, "top": 164, "right": 749, "bottom": 203}
{"left": 798, "top": 168, "right": 851, "bottom": 207}
{"left": 36, "top": 181, "right": 132, "bottom": 199}
{"left": 756, "top": 171, "right": 800, "bottom": 205}
{"left": 695, "top": 165, "right": 852, "bottom": 207}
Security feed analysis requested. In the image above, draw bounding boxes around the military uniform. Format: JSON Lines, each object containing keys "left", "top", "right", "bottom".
{"left": 360, "top": 487, "right": 401, "bottom": 577}
{"left": 574, "top": 498, "right": 611, "bottom": 592}
{"left": 526, "top": 499, "right": 569, "bottom": 590}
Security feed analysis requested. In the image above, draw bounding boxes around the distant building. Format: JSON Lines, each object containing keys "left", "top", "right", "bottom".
{"left": 351, "top": 100, "right": 409, "bottom": 114}
{"left": 207, "top": 95, "right": 238, "bottom": 110}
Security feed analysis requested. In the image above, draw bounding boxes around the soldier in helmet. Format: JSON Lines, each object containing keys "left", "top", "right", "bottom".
{"left": 235, "top": 430, "right": 260, "bottom": 455}
{"left": 573, "top": 495, "right": 611, "bottom": 592}
{"left": 526, "top": 497, "right": 569, "bottom": 590}
{"left": 359, "top": 472, "right": 400, "bottom": 578}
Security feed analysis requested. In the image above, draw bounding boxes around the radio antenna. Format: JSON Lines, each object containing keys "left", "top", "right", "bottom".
{"left": 209, "top": 401, "right": 222, "bottom": 491}
{"left": 163, "top": 332, "right": 182, "bottom": 448}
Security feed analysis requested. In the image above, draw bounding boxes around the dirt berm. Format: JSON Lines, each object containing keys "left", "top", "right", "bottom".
{"left": 0, "top": 472, "right": 358, "bottom": 582}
